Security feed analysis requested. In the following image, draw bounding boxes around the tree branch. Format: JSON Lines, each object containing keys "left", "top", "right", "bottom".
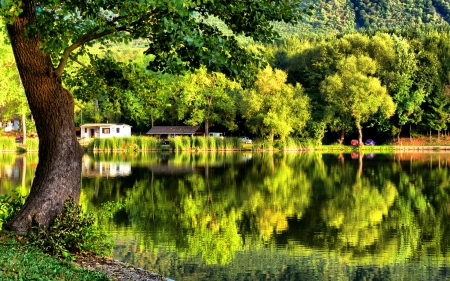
{"left": 54, "top": 26, "right": 128, "bottom": 77}
{"left": 69, "top": 54, "right": 96, "bottom": 73}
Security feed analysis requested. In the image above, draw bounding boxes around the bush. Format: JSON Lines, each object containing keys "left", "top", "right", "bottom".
{"left": 29, "top": 198, "right": 116, "bottom": 258}
{"left": 0, "top": 190, "right": 26, "bottom": 229}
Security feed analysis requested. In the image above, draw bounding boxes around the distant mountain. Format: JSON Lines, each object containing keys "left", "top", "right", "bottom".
{"left": 273, "top": 0, "right": 450, "bottom": 37}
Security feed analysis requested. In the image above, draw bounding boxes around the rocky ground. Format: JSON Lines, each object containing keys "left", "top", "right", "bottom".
{"left": 73, "top": 255, "right": 169, "bottom": 281}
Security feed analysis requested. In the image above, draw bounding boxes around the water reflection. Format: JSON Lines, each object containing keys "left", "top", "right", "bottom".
{"left": 2, "top": 152, "right": 450, "bottom": 280}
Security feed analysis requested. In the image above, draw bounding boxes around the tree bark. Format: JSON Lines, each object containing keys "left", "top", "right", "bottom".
{"left": 338, "top": 129, "right": 345, "bottom": 144}
{"left": 5, "top": 1, "right": 83, "bottom": 234}
{"left": 357, "top": 125, "right": 363, "bottom": 148}
{"left": 22, "top": 113, "right": 27, "bottom": 145}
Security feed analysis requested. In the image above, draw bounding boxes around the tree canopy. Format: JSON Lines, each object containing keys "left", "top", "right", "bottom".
{"left": 0, "top": 0, "right": 312, "bottom": 234}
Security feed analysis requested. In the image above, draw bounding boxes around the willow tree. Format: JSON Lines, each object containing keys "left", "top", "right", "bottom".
{"left": 0, "top": 0, "right": 311, "bottom": 234}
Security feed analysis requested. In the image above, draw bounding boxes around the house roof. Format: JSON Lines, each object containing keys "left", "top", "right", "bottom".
{"left": 80, "top": 123, "right": 131, "bottom": 127}
{"left": 146, "top": 126, "right": 202, "bottom": 135}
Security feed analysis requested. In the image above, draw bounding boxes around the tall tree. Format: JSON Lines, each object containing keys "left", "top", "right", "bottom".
{"left": 320, "top": 55, "right": 396, "bottom": 146}
{"left": 0, "top": 0, "right": 310, "bottom": 234}
{"left": 178, "top": 67, "right": 241, "bottom": 135}
{"left": 240, "top": 66, "right": 310, "bottom": 142}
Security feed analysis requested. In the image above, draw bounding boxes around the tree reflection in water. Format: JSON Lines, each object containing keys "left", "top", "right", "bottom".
{"left": 2, "top": 152, "right": 450, "bottom": 280}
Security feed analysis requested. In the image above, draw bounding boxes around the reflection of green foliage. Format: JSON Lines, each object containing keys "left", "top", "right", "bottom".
{"left": 0, "top": 154, "right": 15, "bottom": 165}
{"left": 321, "top": 178, "right": 397, "bottom": 250}
{"left": 77, "top": 152, "right": 450, "bottom": 276}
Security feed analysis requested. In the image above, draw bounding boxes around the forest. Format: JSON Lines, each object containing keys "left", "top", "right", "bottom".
{"left": 3, "top": 1, "right": 450, "bottom": 145}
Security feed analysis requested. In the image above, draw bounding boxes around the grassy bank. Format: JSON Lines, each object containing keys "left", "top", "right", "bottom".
{"left": 0, "top": 232, "right": 108, "bottom": 281}
{"left": 86, "top": 136, "right": 250, "bottom": 151}
{"left": 0, "top": 137, "right": 17, "bottom": 152}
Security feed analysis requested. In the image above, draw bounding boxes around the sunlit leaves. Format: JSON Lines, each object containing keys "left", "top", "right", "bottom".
{"left": 240, "top": 66, "right": 310, "bottom": 141}
{"left": 320, "top": 54, "right": 396, "bottom": 140}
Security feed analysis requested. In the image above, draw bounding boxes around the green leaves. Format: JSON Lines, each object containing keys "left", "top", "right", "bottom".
{"left": 29, "top": 198, "right": 113, "bottom": 257}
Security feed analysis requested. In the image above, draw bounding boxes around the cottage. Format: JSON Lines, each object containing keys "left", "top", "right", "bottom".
{"left": 80, "top": 123, "right": 132, "bottom": 139}
{"left": 0, "top": 119, "right": 20, "bottom": 132}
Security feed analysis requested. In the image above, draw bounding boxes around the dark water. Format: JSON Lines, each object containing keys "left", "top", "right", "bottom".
{"left": 2, "top": 152, "right": 450, "bottom": 280}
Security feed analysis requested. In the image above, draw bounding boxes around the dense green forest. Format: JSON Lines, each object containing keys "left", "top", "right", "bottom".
{"left": 274, "top": 0, "right": 448, "bottom": 36}
{"left": 4, "top": 1, "right": 450, "bottom": 145}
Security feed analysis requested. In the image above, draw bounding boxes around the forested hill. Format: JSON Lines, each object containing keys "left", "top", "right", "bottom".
{"left": 275, "top": 0, "right": 450, "bottom": 36}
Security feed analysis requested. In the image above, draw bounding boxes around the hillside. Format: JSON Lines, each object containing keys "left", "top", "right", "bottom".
{"left": 274, "top": 0, "right": 450, "bottom": 37}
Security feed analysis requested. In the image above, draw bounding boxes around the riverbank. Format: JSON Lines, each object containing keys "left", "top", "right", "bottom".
{"left": 0, "top": 232, "right": 167, "bottom": 281}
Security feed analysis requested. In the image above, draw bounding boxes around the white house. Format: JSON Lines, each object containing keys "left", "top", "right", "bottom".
{"left": 80, "top": 123, "right": 132, "bottom": 139}
{"left": 0, "top": 119, "right": 20, "bottom": 132}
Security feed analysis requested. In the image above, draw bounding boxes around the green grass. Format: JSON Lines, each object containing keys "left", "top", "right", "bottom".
{"left": 0, "top": 232, "right": 109, "bottom": 281}
{"left": 87, "top": 136, "right": 158, "bottom": 151}
{"left": 0, "top": 137, "right": 16, "bottom": 152}
{"left": 25, "top": 138, "right": 39, "bottom": 151}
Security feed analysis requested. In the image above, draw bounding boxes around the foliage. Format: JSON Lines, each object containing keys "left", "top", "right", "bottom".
{"left": 0, "top": 23, "right": 32, "bottom": 128}
{"left": 29, "top": 198, "right": 114, "bottom": 258}
{"left": 176, "top": 67, "right": 241, "bottom": 134}
{"left": 0, "top": 190, "right": 26, "bottom": 229}
{"left": 0, "top": 232, "right": 109, "bottom": 281}
{"left": 239, "top": 66, "right": 310, "bottom": 142}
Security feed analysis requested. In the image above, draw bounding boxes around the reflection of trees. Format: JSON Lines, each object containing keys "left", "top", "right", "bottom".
{"left": 320, "top": 177, "right": 397, "bottom": 250}
{"left": 79, "top": 152, "right": 450, "bottom": 274}
{"left": 0, "top": 154, "right": 37, "bottom": 196}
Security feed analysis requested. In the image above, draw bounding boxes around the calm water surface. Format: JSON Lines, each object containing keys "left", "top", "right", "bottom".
{"left": 2, "top": 152, "right": 450, "bottom": 280}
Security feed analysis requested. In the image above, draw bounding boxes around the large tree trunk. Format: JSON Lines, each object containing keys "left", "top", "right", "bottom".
{"left": 5, "top": 1, "right": 83, "bottom": 234}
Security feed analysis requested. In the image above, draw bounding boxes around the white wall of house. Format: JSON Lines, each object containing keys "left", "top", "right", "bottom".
{"left": 1, "top": 120, "right": 20, "bottom": 132}
{"left": 80, "top": 123, "right": 132, "bottom": 139}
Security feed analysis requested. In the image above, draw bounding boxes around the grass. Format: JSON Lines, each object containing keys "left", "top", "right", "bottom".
{"left": 0, "top": 137, "right": 16, "bottom": 152}
{"left": 0, "top": 232, "right": 109, "bottom": 281}
{"left": 25, "top": 138, "right": 39, "bottom": 151}
{"left": 87, "top": 136, "right": 159, "bottom": 151}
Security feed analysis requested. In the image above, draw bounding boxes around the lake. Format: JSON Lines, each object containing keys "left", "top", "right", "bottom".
{"left": 1, "top": 151, "right": 450, "bottom": 280}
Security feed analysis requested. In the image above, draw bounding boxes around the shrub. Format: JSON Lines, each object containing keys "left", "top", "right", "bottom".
{"left": 29, "top": 198, "right": 115, "bottom": 258}
{"left": 0, "top": 190, "right": 26, "bottom": 229}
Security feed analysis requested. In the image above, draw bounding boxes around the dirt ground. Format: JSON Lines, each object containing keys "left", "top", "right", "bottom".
{"left": 388, "top": 136, "right": 450, "bottom": 146}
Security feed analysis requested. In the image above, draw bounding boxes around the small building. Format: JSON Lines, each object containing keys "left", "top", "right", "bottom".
{"left": 0, "top": 119, "right": 20, "bottom": 132}
{"left": 146, "top": 126, "right": 203, "bottom": 138}
{"left": 80, "top": 123, "right": 132, "bottom": 139}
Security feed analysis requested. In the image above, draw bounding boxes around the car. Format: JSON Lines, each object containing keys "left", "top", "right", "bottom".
{"left": 15, "top": 134, "right": 23, "bottom": 143}
{"left": 350, "top": 139, "right": 359, "bottom": 146}
{"left": 241, "top": 136, "right": 253, "bottom": 144}
{"left": 364, "top": 139, "right": 376, "bottom": 146}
